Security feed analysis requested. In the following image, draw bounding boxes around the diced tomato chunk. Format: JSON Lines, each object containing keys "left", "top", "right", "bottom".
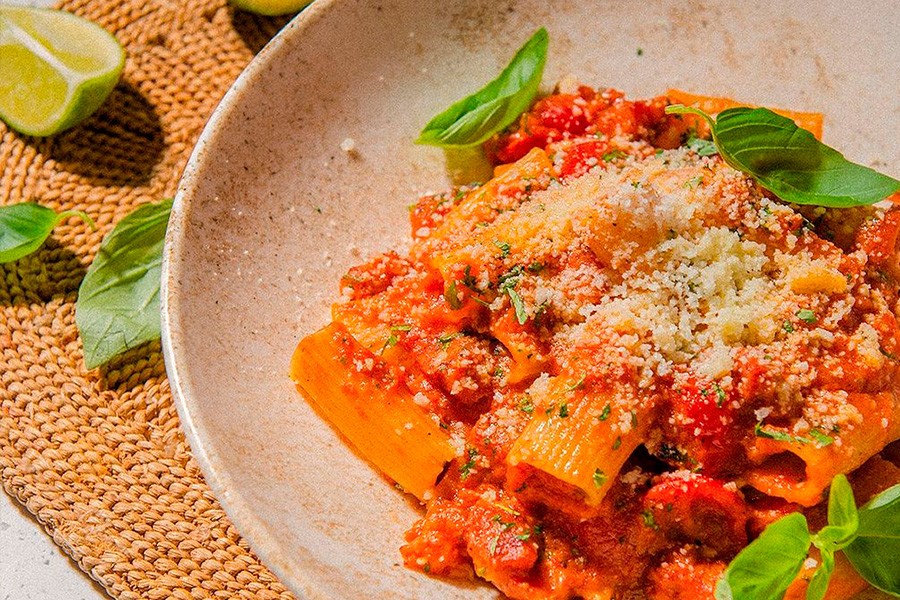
{"left": 532, "top": 93, "right": 591, "bottom": 135}
{"left": 555, "top": 139, "right": 611, "bottom": 179}
{"left": 643, "top": 472, "right": 749, "bottom": 556}
{"left": 660, "top": 376, "right": 741, "bottom": 476}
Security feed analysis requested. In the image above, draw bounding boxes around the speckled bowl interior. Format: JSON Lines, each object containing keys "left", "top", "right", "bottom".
{"left": 162, "top": 1, "right": 899, "bottom": 598}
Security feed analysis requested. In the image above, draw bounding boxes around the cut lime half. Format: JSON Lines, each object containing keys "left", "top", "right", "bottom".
{"left": 229, "top": 0, "right": 312, "bottom": 16}
{"left": 0, "top": 6, "right": 125, "bottom": 137}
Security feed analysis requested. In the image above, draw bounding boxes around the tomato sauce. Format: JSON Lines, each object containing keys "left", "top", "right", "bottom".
{"left": 329, "top": 86, "right": 900, "bottom": 599}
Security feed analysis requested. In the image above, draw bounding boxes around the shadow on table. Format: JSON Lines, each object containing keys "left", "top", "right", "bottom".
{"left": 17, "top": 81, "right": 165, "bottom": 189}
{"left": 231, "top": 7, "right": 294, "bottom": 56}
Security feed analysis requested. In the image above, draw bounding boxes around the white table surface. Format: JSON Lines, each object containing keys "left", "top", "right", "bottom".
{"left": 1, "top": 2, "right": 111, "bottom": 599}
{"left": 1, "top": 491, "right": 108, "bottom": 599}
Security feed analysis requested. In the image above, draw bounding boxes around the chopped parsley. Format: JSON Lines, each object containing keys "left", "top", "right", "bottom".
{"left": 592, "top": 468, "right": 607, "bottom": 488}
{"left": 459, "top": 447, "right": 478, "bottom": 480}
{"left": 808, "top": 428, "right": 836, "bottom": 447}
{"left": 796, "top": 308, "right": 816, "bottom": 324}
{"left": 558, "top": 403, "right": 569, "bottom": 418}
{"left": 382, "top": 333, "right": 399, "bottom": 350}
{"left": 498, "top": 265, "right": 524, "bottom": 289}
{"left": 755, "top": 422, "right": 834, "bottom": 446}
{"left": 438, "top": 332, "right": 462, "bottom": 349}
{"left": 598, "top": 403, "right": 611, "bottom": 421}
{"left": 507, "top": 287, "right": 528, "bottom": 324}
{"left": 493, "top": 239, "right": 511, "bottom": 258}
{"left": 497, "top": 265, "right": 528, "bottom": 324}
{"left": 685, "top": 131, "right": 718, "bottom": 157}
{"left": 684, "top": 174, "right": 704, "bottom": 188}
{"left": 488, "top": 533, "right": 500, "bottom": 556}
{"left": 641, "top": 509, "right": 659, "bottom": 530}
{"left": 714, "top": 384, "right": 727, "bottom": 407}
{"left": 658, "top": 443, "right": 688, "bottom": 463}
{"left": 444, "top": 280, "right": 462, "bottom": 309}
{"left": 564, "top": 375, "right": 586, "bottom": 392}
{"left": 461, "top": 265, "right": 480, "bottom": 291}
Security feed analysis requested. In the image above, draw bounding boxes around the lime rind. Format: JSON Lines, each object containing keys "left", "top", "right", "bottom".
{"left": 0, "top": 7, "right": 125, "bottom": 137}
{"left": 229, "top": 0, "right": 312, "bottom": 16}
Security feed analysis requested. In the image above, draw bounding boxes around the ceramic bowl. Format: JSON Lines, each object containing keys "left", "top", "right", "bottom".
{"left": 162, "top": 0, "right": 899, "bottom": 597}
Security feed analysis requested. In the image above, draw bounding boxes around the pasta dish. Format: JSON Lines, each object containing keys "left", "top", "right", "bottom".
{"left": 291, "top": 84, "right": 900, "bottom": 599}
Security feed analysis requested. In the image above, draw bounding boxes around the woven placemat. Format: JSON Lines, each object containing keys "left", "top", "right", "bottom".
{"left": 0, "top": 1, "right": 295, "bottom": 597}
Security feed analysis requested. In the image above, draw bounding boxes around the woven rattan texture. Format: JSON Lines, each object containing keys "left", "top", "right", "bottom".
{"left": 0, "top": 1, "right": 294, "bottom": 597}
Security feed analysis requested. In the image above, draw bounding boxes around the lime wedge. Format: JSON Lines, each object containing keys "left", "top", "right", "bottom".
{"left": 229, "top": 0, "right": 312, "bottom": 16}
{"left": 0, "top": 6, "right": 125, "bottom": 137}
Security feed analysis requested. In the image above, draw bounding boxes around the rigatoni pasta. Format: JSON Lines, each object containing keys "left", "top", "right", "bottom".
{"left": 291, "top": 84, "right": 900, "bottom": 599}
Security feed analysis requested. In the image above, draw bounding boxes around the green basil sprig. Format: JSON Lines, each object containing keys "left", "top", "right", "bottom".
{"left": 0, "top": 202, "right": 95, "bottom": 263}
{"left": 416, "top": 27, "right": 548, "bottom": 148}
{"left": 845, "top": 483, "right": 900, "bottom": 595}
{"left": 75, "top": 199, "right": 172, "bottom": 369}
{"left": 715, "top": 474, "right": 900, "bottom": 600}
{"left": 666, "top": 105, "right": 900, "bottom": 207}
{"left": 715, "top": 512, "right": 811, "bottom": 600}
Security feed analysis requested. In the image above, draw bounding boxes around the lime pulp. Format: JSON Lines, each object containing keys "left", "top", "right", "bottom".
{"left": 0, "top": 6, "right": 125, "bottom": 137}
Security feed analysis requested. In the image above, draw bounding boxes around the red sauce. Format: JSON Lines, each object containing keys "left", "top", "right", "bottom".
{"left": 327, "top": 86, "right": 900, "bottom": 599}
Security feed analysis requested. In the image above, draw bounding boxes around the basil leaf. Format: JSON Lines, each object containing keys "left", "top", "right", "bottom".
{"left": 816, "top": 474, "right": 859, "bottom": 550}
{"left": 0, "top": 202, "right": 93, "bottom": 263}
{"left": 75, "top": 199, "right": 173, "bottom": 369}
{"left": 805, "top": 549, "right": 835, "bottom": 600}
{"left": 416, "top": 27, "right": 548, "bottom": 148}
{"left": 715, "top": 512, "right": 812, "bottom": 600}
{"left": 666, "top": 105, "right": 900, "bottom": 207}
{"left": 507, "top": 287, "right": 527, "bottom": 324}
{"left": 805, "top": 475, "right": 858, "bottom": 599}
{"left": 844, "top": 483, "right": 900, "bottom": 596}
{"left": 686, "top": 133, "right": 718, "bottom": 157}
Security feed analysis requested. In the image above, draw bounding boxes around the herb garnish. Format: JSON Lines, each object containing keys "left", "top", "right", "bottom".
{"left": 598, "top": 403, "right": 611, "bottom": 421}
{"left": 0, "top": 202, "right": 95, "bottom": 263}
{"left": 444, "top": 280, "right": 463, "bottom": 309}
{"left": 438, "top": 332, "right": 463, "bottom": 349}
{"left": 498, "top": 265, "right": 528, "bottom": 324}
{"left": 564, "top": 375, "right": 586, "bottom": 392}
{"left": 796, "top": 308, "right": 816, "bottom": 324}
{"left": 459, "top": 447, "right": 478, "bottom": 480}
{"left": 686, "top": 130, "right": 718, "bottom": 157}
{"left": 641, "top": 509, "right": 659, "bottom": 530}
{"left": 666, "top": 105, "right": 900, "bottom": 207}
{"left": 713, "top": 384, "right": 726, "bottom": 407}
{"left": 76, "top": 199, "right": 172, "bottom": 369}
{"left": 417, "top": 28, "right": 548, "bottom": 148}
{"left": 716, "top": 475, "right": 900, "bottom": 599}
{"left": 382, "top": 324, "right": 412, "bottom": 351}
{"left": 754, "top": 422, "right": 834, "bottom": 447}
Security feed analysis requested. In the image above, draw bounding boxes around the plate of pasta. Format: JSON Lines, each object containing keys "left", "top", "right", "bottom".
{"left": 162, "top": 0, "right": 900, "bottom": 598}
